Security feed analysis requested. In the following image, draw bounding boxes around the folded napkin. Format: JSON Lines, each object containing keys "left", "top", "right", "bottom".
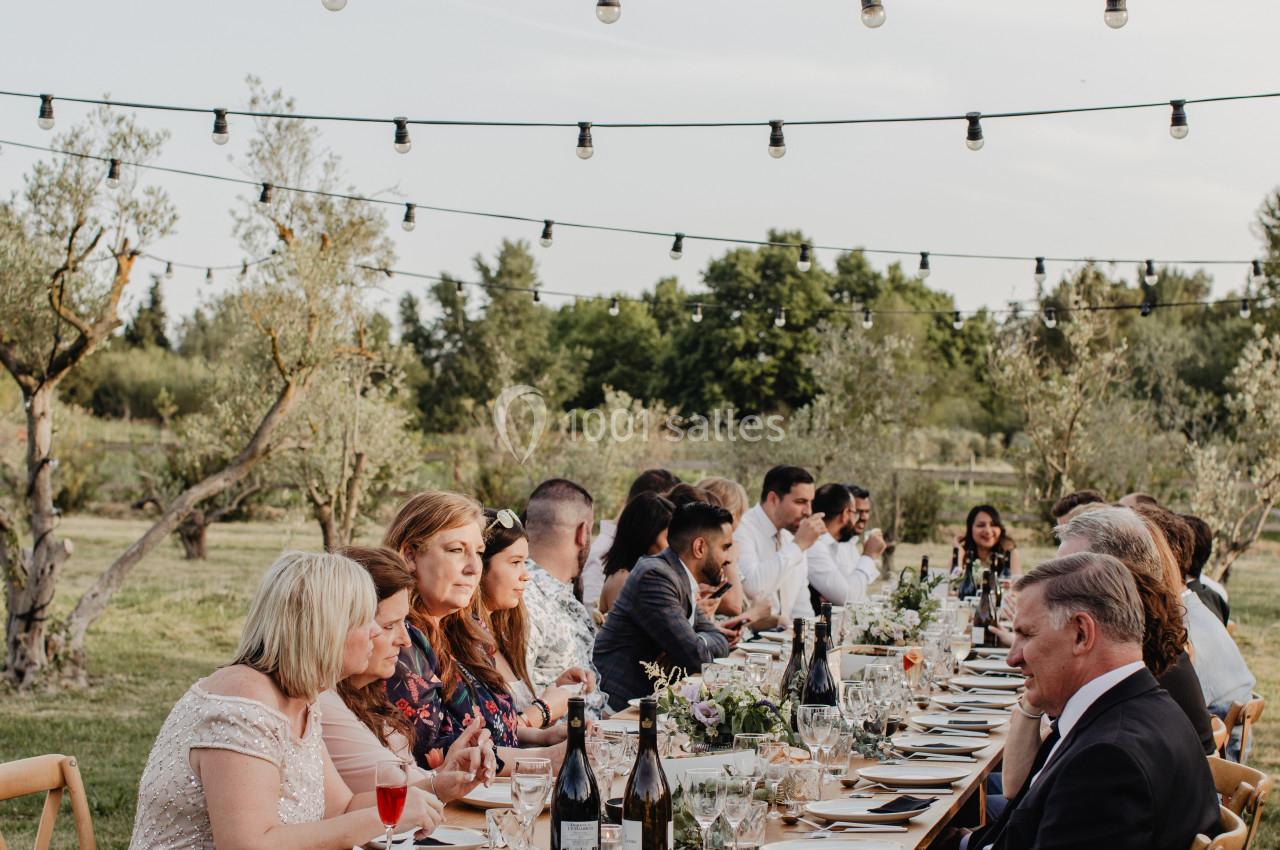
{"left": 917, "top": 741, "right": 963, "bottom": 749}
{"left": 868, "top": 795, "right": 935, "bottom": 814}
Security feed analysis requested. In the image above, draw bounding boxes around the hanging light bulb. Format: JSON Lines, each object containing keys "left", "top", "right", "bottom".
{"left": 1103, "top": 0, "right": 1128, "bottom": 29}
{"left": 965, "top": 112, "right": 984, "bottom": 151}
{"left": 455, "top": 280, "right": 464, "bottom": 295}
{"left": 797, "top": 243, "right": 812, "bottom": 272}
{"left": 322, "top": 0, "right": 347, "bottom": 9}
{"left": 1007, "top": 302, "right": 1023, "bottom": 323}
{"left": 1034, "top": 256, "right": 1047, "bottom": 285}
{"left": 1042, "top": 305, "right": 1058, "bottom": 329}
{"left": 37, "top": 95, "right": 55, "bottom": 130}
{"left": 539, "top": 219, "right": 554, "bottom": 248}
{"left": 391, "top": 118, "right": 413, "bottom": 154}
{"left": 860, "top": 0, "right": 886, "bottom": 28}
{"left": 952, "top": 311, "right": 964, "bottom": 331}
{"left": 164, "top": 261, "right": 174, "bottom": 279}
{"left": 533, "top": 289, "right": 541, "bottom": 303}
{"left": 1140, "top": 300, "right": 1153, "bottom": 317}
{"left": 862, "top": 308, "right": 874, "bottom": 330}
{"left": 401, "top": 203, "right": 416, "bottom": 232}
{"left": 918, "top": 252, "right": 931, "bottom": 279}
{"left": 1240, "top": 298, "right": 1252, "bottom": 319}
{"left": 205, "top": 268, "right": 214, "bottom": 283}
{"left": 691, "top": 303, "right": 704, "bottom": 323}
{"left": 211, "top": 108, "right": 230, "bottom": 145}
{"left": 609, "top": 297, "right": 620, "bottom": 317}
{"left": 1144, "top": 259, "right": 1157, "bottom": 286}
{"left": 576, "top": 122, "right": 594, "bottom": 159}
{"left": 596, "top": 0, "right": 621, "bottom": 24}
{"left": 105, "top": 158, "right": 122, "bottom": 189}
{"left": 767, "top": 120, "right": 786, "bottom": 159}
{"left": 258, "top": 183, "right": 273, "bottom": 205}
{"left": 730, "top": 308, "right": 742, "bottom": 321}
{"left": 1169, "top": 100, "right": 1188, "bottom": 140}
{"left": 670, "top": 233, "right": 685, "bottom": 260}
{"left": 1252, "top": 260, "right": 1267, "bottom": 286}
{"left": 774, "top": 307, "right": 787, "bottom": 328}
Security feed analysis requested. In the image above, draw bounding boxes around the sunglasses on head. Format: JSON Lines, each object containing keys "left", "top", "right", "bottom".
{"left": 487, "top": 508, "right": 519, "bottom": 532}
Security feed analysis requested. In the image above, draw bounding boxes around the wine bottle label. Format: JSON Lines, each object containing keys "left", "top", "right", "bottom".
{"left": 971, "top": 626, "right": 984, "bottom": 645}
{"left": 560, "top": 820, "right": 599, "bottom": 850}
{"left": 622, "top": 819, "right": 642, "bottom": 850}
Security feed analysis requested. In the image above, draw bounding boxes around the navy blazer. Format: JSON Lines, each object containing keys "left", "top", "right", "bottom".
{"left": 978, "top": 667, "right": 1219, "bottom": 850}
{"left": 592, "top": 548, "right": 730, "bottom": 712}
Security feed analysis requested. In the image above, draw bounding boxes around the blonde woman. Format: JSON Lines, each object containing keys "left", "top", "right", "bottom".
{"left": 696, "top": 476, "right": 770, "bottom": 621}
{"left": 129, "top": 552, "right": 445, "bottom": 850}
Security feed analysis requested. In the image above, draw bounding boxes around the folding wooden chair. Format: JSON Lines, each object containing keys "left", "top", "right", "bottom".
{"left": 1208, "top": 756, "right": 1273, "bottom": 850}
{"left": 1190, "top": 805, "right": 1247, "bottom": 850}
{"left": 1222, "top": 695, "right": 1266, "bottom": 765}
{"left": 1212, "top": 715, "right": 1229, "bottom": 755}
{"left": 0, "top": 754, "right": 97, "bottom": 850}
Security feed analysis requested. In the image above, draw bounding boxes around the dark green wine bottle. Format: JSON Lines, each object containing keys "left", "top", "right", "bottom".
{"left": 622, "top": 698, "right": 671, "bottom": 850}
{"left": 553, "top": 697, "right": 600, "bottom": 850}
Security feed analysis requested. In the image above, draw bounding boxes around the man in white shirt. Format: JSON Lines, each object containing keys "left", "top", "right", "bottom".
{"left": 580, "top": 469, "right": 681, "bottom": 608}
{"left": 806, "top": 483, "right": 881, "bottom": 607}
{"left": 835, "top": 484, "right": 881, "bottom": 579}
{"left": 734, "top": 465, "right": 826, "bottom": 625}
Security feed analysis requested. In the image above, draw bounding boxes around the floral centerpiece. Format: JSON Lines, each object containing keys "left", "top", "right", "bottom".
{"left": 844, "top": 605, "right": 923, "bottom": 647}
{"left": 642, "top": 661, "right": 793, "bottom": 749}
{"left": 890, "top": 570, "right": 944, "bottom": 631}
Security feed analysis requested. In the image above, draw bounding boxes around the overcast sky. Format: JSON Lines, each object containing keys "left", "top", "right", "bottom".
{"left": 2, "top": 0, "right": 1278, "bottom": 327}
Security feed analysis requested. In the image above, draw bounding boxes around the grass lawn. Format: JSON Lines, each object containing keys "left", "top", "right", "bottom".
{"left": 0, "top": 516, "right": 1276, "bottom": 848}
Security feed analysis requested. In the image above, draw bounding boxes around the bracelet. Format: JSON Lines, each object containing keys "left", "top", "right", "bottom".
{"left": 1014, "top": 700, "right": 1043, "bottom": 720}
{"left": 425, "top": 771, "right": 438, "bottom": 797}
{"left": 532, "top": 698, "right": 552, "bottom": 729}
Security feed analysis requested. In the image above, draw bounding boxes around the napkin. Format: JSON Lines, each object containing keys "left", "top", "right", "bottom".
{"left": 868, "top": 795, "right": 935, "bottom": 814}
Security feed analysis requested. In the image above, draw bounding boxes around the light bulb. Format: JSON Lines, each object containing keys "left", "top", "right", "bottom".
{"left": 774, "top": 307, "right": 787, "bottom": 328}
{"left": 767, "top": 120, "right": 786, "bottom": 159}
{"left": 576, "top": 122, "right": 594, "bottom": 159}
{"left": 730, "top": 309, "right": 742, "bottom": 321}
{"left": 860, "top": 0, "right": 886, "bottom": 28}
{"left": 205, "top": 268, "right": 214, "bottom": 283}
{"left": 539, "top": 219, "right": 554, "bottom": 248}
{"left": 1252, "top": 260, "right": 1266, "bottom": 286}
{"left": 965, "top": 112, "right": 984, "bottom": 151}
{"left": 1144, "top": 259, "right": 1157, "bottom": 286}
{"left": 1140, "top": 301, "right": 1153, "bottom": 317}
{"left": 240, "top": 261, "right": 249, "bottom": 280}
{"left": 1034, "top": 256, "right": 1047, "bottom": 285}
{"left": 165, "top": 262, "right": 174, "bottom": 279}
{"left": 1169, "top": 100, "right": 1188, "bottom": 140}
{"left": 402, "top": 203, "right": 416, "bottom": 232}
{"left": 105, "top": 158, "right": 121, "bottom": 189}
{"left": 691, "top": 303, "right": 704, "bottom": 323}
{"left": 532, "top": 289, "right": 541, "bottom": 303}
{"left": 393, "top": 118, "right": 412, "bottom": 154}
{"left": 1240, "top": 299, "right": 1252, "bottom": 319}
{"left": 596, "top": 0, "right": 621, "bottom": 24}
{"left": 211, "top": 108, "right": 230, "bottom": 145}
{"left": 37, "top": 94, "right": 55, "bottom": 130}
{"left": 1042, "top": 306, "right": 1058, "bottom": 329}
{"left": 258, "top": 183, "right": 273, "bottom": 205}
{"left": 797, "top": 243, "right": 812, "bottom": 273}
{"left": 322, "top": 0, "right": 347, "bottom": 10}
{"left": 918, "top": 251, "right": 931, "bottom": 279}
{"left": 456, "top": 280, "right": 464, "bottom": 295}
{"left": 862, "top": 308, "right": 874, "bottom": 329}
{"left": 609, "top": 298, "right": 620, "bottom": 317}
{"left": 1104, "top": 0, "right": 1128, "bottom": 28}
{"left": 670, "top": 233, "right": 684, "bottom": 260}
{"left": 952, "top": 311, "right": 964, "bottom": 331}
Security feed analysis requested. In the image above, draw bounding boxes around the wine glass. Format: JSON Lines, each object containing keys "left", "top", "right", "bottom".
{"left": 841, "top": 680, "right": 869, "bottom": 729}
{"left": 757, "top": 741, "right": 789, "bottom": 820}
{"left": 797, "top": 705, "right": 837, "bottom": 762}
{"left": 820, "top": 731, "right": 853, "bottom": 783}
{"left": 745, "top": 653, "right": 771, "bottom": 689}
{"left": 730, "top": 733, "right": 769, "bottom": 784}
{"left": 512, "top": 758, "right": 552, "bottom": 850}
{"left": 375, "top": 760, "right": 409, "bottom": 850}
{"left": 721, "top": 775, "right": 753, "bottom": 850}
{"left": 685, "top": 768, "right": 725, "bottom": 850}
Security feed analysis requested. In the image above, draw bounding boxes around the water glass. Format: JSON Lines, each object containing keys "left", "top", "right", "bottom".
{"left": 730, "top": 733, "right": 770, "bottom": 782}
{"left": 820, "top": 731, "right": 853, "bottom": 781}
{"left": 721, "top": 775, "right": 754, "bottom": 849}
{"left": 757, "top": 741, "right": 789, "bottom": 820}
{"left": 685, "top": 769, "right": 726, "bottom": 850}
{"left": 781, "top": 763, "right": 822, "bottom": 820}
{"left": 512, "top": 758, "right": 552, "bottom": 837}
{"left": 486, "top": 808, "right": 527, "bottom": 850}
{"left": 797, "top": 704, "right": 839, "bottom": 762}
{"left": 736, "top": 801, "right": 768, "bottom": 850}
{"left": 745, "top": 653, "right": 771, "bottom": 689}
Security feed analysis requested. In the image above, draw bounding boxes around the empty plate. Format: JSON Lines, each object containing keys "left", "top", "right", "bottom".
{"left": 595, "top": 718, "right": 640, "bottom": 733}
{"left": 755, "top": 631, "right": 790, "bottom": 643}
{"left": 910, "top": 712, "right": 1008, "bottom": 732}
{"left": 973, "top": 645, "right": 1010, "bottom": 657}
{"left": 950, "top": 674, "right": 1025, "bottom": 691}
{"left": 738, "top": 641, "right": 783, "bottom": 656}
{"left": 892, "top": 734, "right": 990, "bottom": 755}
{"left": 933, "top": 692, "right": 1019, "bottom": 710}
{"left": 963, "top": 658, "right": 1020, "bottom": 675}
{"left": 763, "top": 840, "right": 902, "bottom": 850}
{"left": 712, "top": 656, "right": 746, "bottom": 666}
{"left": 856, "top": 763, "right": 972, "bottom": 787}
{"left": 459, "top": 782, "right": 512, "bottom": 809}
{"left": 426, "top": 827, "right": 488, "bottom": 849}
{"left": 806, "top": 798, "right": 929, "bottom": 824}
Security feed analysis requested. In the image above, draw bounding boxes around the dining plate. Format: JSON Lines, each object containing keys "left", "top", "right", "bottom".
{"left": 425, "top": 827, "right": 488, "bottom": 849}
{"left": 458, "top": 782, "right": 512, "bottom": 809}
{"left": 972, "top": 645, "right": 1010, "bottom": 657}
{"left": 754, "top": 630, "right": 791, "bottom": 643}
{"left": 762, "top": 840, "right": 902, "bottom": 850}
{"left": 712, "top": 656, "right": 746, "bottom": 666}
{"left": 806, "top": 798, "right": 930, "bottom": 824}
{"left": 595, "top": 717, "right": 643, "bottom": 733}
{"left": 856, "top": 763, "right": 973, "bottom": 787}
{"left": 891, "top": 734, "right": 991, "bottom": 755}
{"left": 962, "top": 658, "right": 1020, "bottom": 675}
{"left": 949, "top": 674, "right": 1025, "bottom": 691}
{"left": 910, "top": 712, "right": 1008, "bottom": 732}
{"left": 932, "top": 692, "right": 1019, "bottom": 710}
{"left": 738, "top": 641, "right": 784, "bottom": 657}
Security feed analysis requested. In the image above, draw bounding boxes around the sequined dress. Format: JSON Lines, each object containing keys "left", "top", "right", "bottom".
{"left": 128, "top": 683, "right": 326, "bottom": 850}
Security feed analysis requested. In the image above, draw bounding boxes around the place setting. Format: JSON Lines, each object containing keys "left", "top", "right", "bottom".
{"left": 960, "top": 657, "right": 1020, "bottom": 676}
{"left": 948, "top": 673, "right": 1025, "bottom": 692}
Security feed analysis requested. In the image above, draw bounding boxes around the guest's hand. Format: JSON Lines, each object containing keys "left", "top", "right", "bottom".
{"left": 435, "top": 716, "right": 497, "bottom": 799}
{"left": 540, "top": 686, "right": 572, "bottom": 721}
{"left": 695, "top": 593, "right": 720, "bottom": 620}
{"left": 396, "top": 786, "right": 446, "bottom": 835}
{"left": 555, "top": 666, "right": 596, "bottom": 693}
{"left": 794, "top": 513, "right": 827, "bottom": 550}
{"left": 989, "top": 625, "right": 1014, "bottom": 647}
{"left": 862, "top": 529, "right": 887, "bottom": 559}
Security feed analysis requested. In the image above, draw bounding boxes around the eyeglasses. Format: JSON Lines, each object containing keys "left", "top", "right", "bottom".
{"left": 487, "top": 508, "right": 519, "bottom": 532}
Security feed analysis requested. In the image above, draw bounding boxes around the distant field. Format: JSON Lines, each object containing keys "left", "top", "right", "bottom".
{"left": 0, "top": 515, "right": 1275, "bottom": 848}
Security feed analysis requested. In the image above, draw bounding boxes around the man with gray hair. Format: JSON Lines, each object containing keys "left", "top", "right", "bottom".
{"left": 966, "top": 553, "right": 1217, "bottom": 850}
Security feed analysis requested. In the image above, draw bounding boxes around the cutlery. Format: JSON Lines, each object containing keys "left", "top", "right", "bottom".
{"left": 804, "top": 827, "right": 910, "bottom": 836}
{"left": 855, "top": 782, "right": 954, "bottom": 794}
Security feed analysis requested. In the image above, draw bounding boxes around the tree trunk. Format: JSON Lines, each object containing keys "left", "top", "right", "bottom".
{"left": 316, "top": 502, "right": 338, "bottom": 553}
{"left": 178, "top": 513, "right": 209, "bottom": 560}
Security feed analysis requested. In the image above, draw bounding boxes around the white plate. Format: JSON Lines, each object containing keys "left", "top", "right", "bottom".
{"left": 712, "top": 656, "right": 746, "bottom": 666}
{"left": 857, "top": 763, "right": 972, "bottom": 787}
{"left": 738, "top": 641, "right": 783, "bottom": 657}
{"left": 362, "top": 826, "right": 488, "bottom": 850}
{"left": 763, "top": 840, "right": 902, "bottom": 850}
{"left": 806, "top": 797, "right": 931, "bottom": 824}
{"left": 932, "top": 693, "right": 1018, "bottom": 710}
{"left": 963, "top": 658, "right": 1019, "bottom": 675}
{"left": 950, "top": 674, "right": 1025, "bottom": 691}
{"left": 910, "top": 712, "right": 1008, "bottom": 732}
{"left": 755, "top": 631, "right": 790, "bottom": 643}
{"left": 595, "top": 717, "right": 640, "bottom": 733}
{"left": 458, "top": 782, "right": 512, "bottom": 809}
{"left": 891, "top": 734, "right": 990, "bottom": 755}
{"left": 973, "top": 645, "right": 1010, "bottom": 657}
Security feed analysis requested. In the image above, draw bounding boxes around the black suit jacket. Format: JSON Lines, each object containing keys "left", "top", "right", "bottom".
{"left": 979, "top": 668, "right": 1218, "bottom": 850}
{"left": 593, "top": 548, "right": 730, "bottom": 712}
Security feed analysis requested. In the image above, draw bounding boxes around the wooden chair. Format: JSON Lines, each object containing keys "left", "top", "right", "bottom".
{"left": 1213, "top": 715, "right": 1230, "bottom": 755}
{"left": 1222, "top": 695, "right": 1266, "bottom": 765}
{"left": 1190, "top": 805, "right": 1248, "bottom": 850}
{"left": 0, "top": 754, "right": 97, "bottom": 850}
{"left": 1208, "top": 756, "right": 1273, "bottom": 850}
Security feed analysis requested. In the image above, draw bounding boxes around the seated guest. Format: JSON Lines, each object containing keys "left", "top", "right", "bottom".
{"left": 383, "top": 492, "right": 565, "bottom": 775}
{"left": 807, "top": 483, "right": 879, "bottom": 608}
{"left": 477, "top": 508, "right": 598, "bottom": 724}
{"left": 1118, "top": 491, "right": 1161, "bottom": 509}
{"left": 129, "top": 551, "right": 445, "bottom": 850}
{"left": 582, "top": 469, "right": 680, "bottom": 608}
{"left": 594, "top": 502, "right": 737, "bottom": 711}
{"left": 954, "top": 504, "right": 1022, "bottom": 577}
{"left": 1181, "top": 513, "right": 1229, "bottom": 624}
{"left": 696, "top": 476, "right": 760, "bottom": 618}
{"left": 967, "top": 553, "right": 1218, "bottom": 850}
{"left": 835, "top": 484, "right": 885, "bottom": 581}
{"left": 320, "top": 546, "right": 496, "bottom": 800}
{"left": 1049, "top": 488, "right": 1106, "bottom": 522}
{"left": 736, "top": 465, "right": 826, "bottom": 626}
{"left": 598, "top": 493, "right": 676, "bottom": 615}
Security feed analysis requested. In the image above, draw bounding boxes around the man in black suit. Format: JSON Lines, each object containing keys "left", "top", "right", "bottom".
{"left": 966, "top": 552, "right": 1219, "bottom": 850}
{"left": 593, "top": 502, "right": 740, "bottom": 711}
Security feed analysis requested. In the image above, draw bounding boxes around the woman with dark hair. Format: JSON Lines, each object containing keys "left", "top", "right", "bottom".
{"left": 954, "top": 504, "right": 1022, "bottom": 577}
{"left": 598, "top": 492, "right": 676, "bottom": 614}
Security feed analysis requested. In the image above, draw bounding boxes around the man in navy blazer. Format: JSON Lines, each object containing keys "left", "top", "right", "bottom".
{"left": 967, "top": 552, "right": 1219, "bottom": 850}
{"left": 594, "top": 501, "right": 740, "bottom": 711}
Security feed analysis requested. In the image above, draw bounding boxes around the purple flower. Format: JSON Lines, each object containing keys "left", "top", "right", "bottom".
{"left": 755, "top": 699, "right": 783, "bottom": 719}
{"left": 691, "top": 700, "right": 723, "bottom": 729}
{"left": 680, "top": 681, "right": 703, "bottom": 702}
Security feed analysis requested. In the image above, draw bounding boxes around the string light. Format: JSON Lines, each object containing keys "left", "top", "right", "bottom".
{"left": 539, "top": 220, "right": 554, "bottom": 248}
{"left": 918, "top": 252, "right": 931, "bottom": 279}
{"left": 105, "top": 158, "right": 121, "bottom": 189}
{"left": 456, "top": 280, "right": 464, "bottom": 295}
{"left": 402, "top": 203, "right": 416, "bottom": 232}
{"left": 1104, "top": 0, "right": 1128, "bottom": 29}
{"left": 609, "top": 298, "right": 620, "bottom": 316}
{"left": 670, "top": 233, "right": 684, "bottom": 260}
{"left": 393, "top": 118, "right": 412, "bottom": 154}
{"left": 1169, "top": 100, "right": 1189, "bottom": 140}
{"left": 596, "top": 0, "right": 621, "bottom": 24}
{"left": 1043, "top": 305, "right": 1058, "bottom": 329}
{"left": 1140, "top": 300, "right": 1153, "bottom": 317}
{"left": 692, "top": 303, "right": 704, "bottom": 323}
{"left": 797, "top": 243, "right": 812, "bottom": 272}
{"left": 862, "top": 308, "right": 874, "bottom": 329}
{"left": 164, "top": 261, "right": 173, "bottom": 279}
{"left": 767, "top": 120, "right": 786, "bottom": 159}
{"left": 860, "top": 0, "right": 886, "bottom": 28}
{"left": 774, "top": 307, "right": 787, "bottom": 328}
{"left": 965, "top": 112, "right": 984, "bottom": 151}
{"left": 37, "top": 94, "right": 54, "bottom": 130}
{"left": 532, "top": 289, "right": 541, "bottom": 303}
{"left": 952, "top": 311, "right": 964, "bottom": 331}
{"left": 1144, "top": 259, "right": 1158, "bottom": 286}
{"left": 1034, "top": 256, "right": 1047, "bottom": 285}
{"left": 576, "top": 122, "right": 594, "bottom": 160}
{"left": 258, "top": 183, "right": 273, "bottom": 205}
{"left": 1240, "top": 298, "right": 1252, "bottom": 319}
{"left": 211, "top": 109, "right": 229, "bottom": 145}
{"left": 239, "top": 261, "right": 249, "bottom": 280}
{"left": 1252, "top": 260, "right": 1266, "bottom": 286}
{"left": 322, "top": 0, "right": 347, "bottom": 11}
{"left": 205, "top": 268, "right": 214, "bottom": 283}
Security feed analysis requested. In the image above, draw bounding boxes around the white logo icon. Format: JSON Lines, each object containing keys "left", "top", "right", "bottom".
{"left": 492, "top": 385, "right": 547, "bottom": 465}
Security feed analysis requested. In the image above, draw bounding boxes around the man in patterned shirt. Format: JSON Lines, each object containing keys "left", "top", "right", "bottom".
{"left": 522, "top": 478, "right": 610, "bottom": 714}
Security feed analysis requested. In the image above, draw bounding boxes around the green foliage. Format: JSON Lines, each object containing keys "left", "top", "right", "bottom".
{"left": 58, "top": 344, "right": 212, "bottom": 420}
{"left": 898, "top": 477, "right": 944, "bottom": 543}
{"left": 123, "top": 276, "right": 171, "bottom": 350}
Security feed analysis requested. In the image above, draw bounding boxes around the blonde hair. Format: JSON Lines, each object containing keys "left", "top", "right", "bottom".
{"left": 230, "top": 551, "right": 376, "bottom": 701}
{"left": 696, "top": 477, "right": 749, "bottom": 523}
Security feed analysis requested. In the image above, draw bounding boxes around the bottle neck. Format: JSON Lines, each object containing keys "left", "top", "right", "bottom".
{"left": 637, "top": 704, "right": 659, "bottom": 753}
{"left": 566, "top": 702, "right": 586, "bottom": 750}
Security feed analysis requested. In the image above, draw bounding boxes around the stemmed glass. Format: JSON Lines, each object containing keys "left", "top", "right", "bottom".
{"left": 745, "top": 653, "right": 771, "bottom": 689}
{"left": 374, "top": 760, "right": 409, "bottom": 850}
{"left": 730, "top": 733, "right": 769, "bottom": 785}
{"left": 757, "top": 741, "right": 789, "bottom": 820}
{"left": 721, "top": 775, "right": 754, "bottom": 850}
{"left": 512, "top": 758, "right": 553, "bottom": 850}
{"left": 685, "top": 768, "right": 726, "bottom": 850}
{"left": 797, "top": 705, "right": 838, "bottom": 763}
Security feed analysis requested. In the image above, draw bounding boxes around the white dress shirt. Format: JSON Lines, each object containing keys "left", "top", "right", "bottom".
{"left": 734, "top": 504, "right": 813, "bottom": 621}
{"left": 1029, "top": 660, "right": 1146, "bottom": 788}
{"left": 1182, "top": 590, "right": 1254, "bottom": 707}
{"left": 580, "top": 518, "right": 617, "bottom": 608}
{"left": 807, "top": 532, "right": 879, "bottom": 605}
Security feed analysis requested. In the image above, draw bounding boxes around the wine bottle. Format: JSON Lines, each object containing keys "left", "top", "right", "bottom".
{"left": 622, "top": 698, "right": 672, "bottom": 850}
{"left": 779, "top": 617, "right": 807, "bottom": 729}
{"left": 919, "top": 555, "right": 930, "bottom": 583}
{"left": 553, "top": 697, "right": 601, "bottom": 850}
{"left": 972, "top": 569, "right": 1000, "bottom": 648}
{"left": 801, "top": 620, "right": 839, "bottom": 706}
{"left": 819, "top": 601, "right": 833, "bottom": 626}
{"left": 957, "top": 552, "right": 977, "bottom": 601}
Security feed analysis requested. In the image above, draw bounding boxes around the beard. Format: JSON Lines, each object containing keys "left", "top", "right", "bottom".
{"left": 835, "top": 522, "right": 858, "bottom": 543}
